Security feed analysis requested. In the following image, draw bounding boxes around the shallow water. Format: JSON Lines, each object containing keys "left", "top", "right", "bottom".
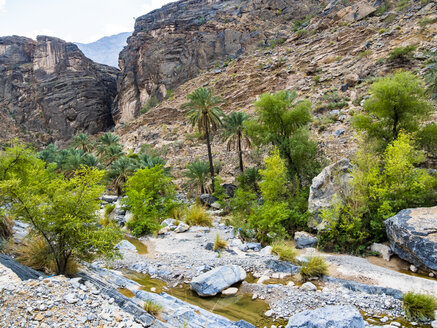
{"left": 125, "top": 236, "right": 148, "bottom": 254}
{"left": 362, "top": 311, "right": 432, "bottom": 328}
{"left": 123, "top": 271, "right": 286, "bottom": 327}
{"left": 167, "top": 283, "right": 288, "bottom": 327}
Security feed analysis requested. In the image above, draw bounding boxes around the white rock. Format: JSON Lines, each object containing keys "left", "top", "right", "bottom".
{"left": 257, "top": 275, "right": 270, "bottom": 284}
{"left": 222, "top": 287, "right": 238, "bottom": 296}
{"left": 115, "top": 240, "right": 137, "bottom": 252}
{"left": 301, "top": 282, "right": 317, "bottom": 291}
{"left": 265, "top": 310, "right": 274, "bottom": 317}
{"left": 260, "top": 246, "right": 273, "bottom": 256}
{"left": 370, "top": 243, "right": 393, "bottom": 261}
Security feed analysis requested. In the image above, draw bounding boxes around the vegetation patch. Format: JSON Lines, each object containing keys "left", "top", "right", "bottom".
{"left": 272, "top": 241, "right": 298, "bottom": 263}
{"left": 185, "top": 204, "right": 213, "bottom": 227}
{"left": 299, "top": 256, "right": 328, "bottom": 280}
{"left": 402, "top": 292, "right": 437, "bottom": 321}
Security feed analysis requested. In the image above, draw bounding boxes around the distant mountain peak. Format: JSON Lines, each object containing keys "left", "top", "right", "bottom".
{"left": 75, "top": 32, "right": 131, "bottom": 68}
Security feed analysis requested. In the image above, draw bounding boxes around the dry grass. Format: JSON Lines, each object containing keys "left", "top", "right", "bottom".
{"left": 272, "top": 240, "right": 298, "bottom": 263}
{"left": 213, "top": 233, "right": 228, "bottom": 251}
{"left": 143, "top": 299, "right": 163, "bottom": 316}
{"left": 185, "top": 204, "right": 212, "bottom": 226}
{"left": 14, "top": 235, "right": 77, "bottom": 275}
{"left": 300, "top": 256, "right": 328, "bottom": 280}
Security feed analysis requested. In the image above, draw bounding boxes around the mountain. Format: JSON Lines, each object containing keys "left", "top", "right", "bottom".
{"left": 115, "top": 0, "right": 323, "bottom": 123}
{"left": 75, "top": 32, "right": 131, "bottom": 68}
{"left": 0, "top": 35, "right": 118, "bottom": 144}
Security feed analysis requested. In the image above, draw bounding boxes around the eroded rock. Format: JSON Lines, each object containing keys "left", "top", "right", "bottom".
{"left": 385, "top": 206, "right": 437, "bottom": 270}
{"left": 190, "top": 265, "right": 246, "bottom": 296}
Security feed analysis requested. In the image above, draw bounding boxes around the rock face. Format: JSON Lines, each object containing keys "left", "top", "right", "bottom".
{"left": 0, "top": 35, "right": 118, "bottom": 143}
{"left": 190, "top": 264, "right": 246, "bottom": 296}
{"left": 308, "top": 158, "right": 353, "bottom": 228}
{"left": 385, "top": 206, "right": 437, "bottom": 271}
{"left": 285, "top": 305, "right": 365, "bottom": 328}
{"left": 115, "top": 0, "right": 322, "bottom": 123}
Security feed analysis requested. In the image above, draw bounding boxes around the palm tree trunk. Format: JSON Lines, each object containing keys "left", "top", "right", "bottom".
{"left": 204, "top": 116, "right": 215, "bottom": 192}
{"left": 237, "top": 132, "right": 244, "bottom": 172}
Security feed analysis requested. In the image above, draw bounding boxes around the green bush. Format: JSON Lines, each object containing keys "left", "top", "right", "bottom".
{"left": 185, "top": 204, "right": 212, "bottom": 227}
{"left": 271, "top": 240, "right": 298, "bottom": 263}
{"left": 319, "top": 133, "right": 437, "bottom": 253}
{"left": 403, "top": 292, "right": 437, "bottom": 321}
{"left": 352, "top": 71, "right": 432, "bottom": 152}
{"left": 141, "top": 96, "right": 160, "bottom": 114}
{"left": 387, "top": 45, "right": 416, "bottom": 63}
{"left": 124, "top": 166, "right": 177, "bottom": 236}
{"left": 237, "top": 167, "right": 261, "bottom": 193}
{"left": 300, "top": 256, "right": 328, "bottom": 280}
{"left": 417, "top": 123, "right": 437, "bottom": 157}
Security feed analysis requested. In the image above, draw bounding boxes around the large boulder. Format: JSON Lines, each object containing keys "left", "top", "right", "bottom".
{"left": 190, "top": 265, "right": 246, "bottom": 296}
{"left": 286, "top": 305, "right": 365, "bottom": 328}
{"left": 294, "top": 231, "right": 318, "bottom": 249}
{"left": 308, "top": 159, "right": 353, "bottom": 229}
{"left": 385, "top": 206, "right": 437, "bottom": 271}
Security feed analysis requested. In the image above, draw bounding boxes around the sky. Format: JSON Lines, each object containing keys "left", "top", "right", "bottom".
{"left": 0, "top": 0, "right": 173, "bottom": 43}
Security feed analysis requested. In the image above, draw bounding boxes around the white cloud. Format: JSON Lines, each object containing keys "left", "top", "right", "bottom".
{"left": 0, "top": 0, "right": 6, "bottom": 12}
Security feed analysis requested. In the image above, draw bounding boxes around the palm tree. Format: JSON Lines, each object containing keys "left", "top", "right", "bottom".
{"left": 184, "top": 159, "right": 210, "bottom": 194}
{"left": 183, "top": 88, "right": 224, "bottom": 191}
{"left": 108, "top": 157, "right": 136, "bottom": 195}
{"left": 222, "top": 112, "right": 252, "bottom": 172}
{"left": 72, "top": 133, "right": 94, "bottom": 153}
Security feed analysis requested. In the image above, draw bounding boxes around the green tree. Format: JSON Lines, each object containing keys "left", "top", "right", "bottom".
{"left": 425, "top": 51, "right": 437, "bottom": 99}
{"left": 124, "top": 166, "right": 177, "bottom": 236}
{"left": 248, "top": 149, "right": 290, "bottom": 242}
{"left": 72, "top": 133, "right": 94, "bottom": 153}
{"left": 107, "top": 156, "right": 136, "bottom": 195}
{"left": 247, "top": 90, "right": 321, "bottom": 186}
{"left": 0, "top": 149, "right": 122, "bottom": 274}
{"left": 352, "top": 71, "right": 433, "bottom": 151}
{"left": 221, "top": 112, "right": 252, "bottom": 172}
{"left": 184, "top": 159, "right": 210, "bottom": 194}
{"left": 183, "top": 88, "right": 224, "bottom": 191}
{"left": 319, "top": 133, "right": 437, "bottom": 252}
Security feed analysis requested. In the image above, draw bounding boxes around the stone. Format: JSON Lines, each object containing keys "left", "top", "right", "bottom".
{"left": 101, "top": 195, "right": 118, "bottom": 203}
{"left": 115, "top": 240, "right": 137, "bottom": 252}
{"left": 0, "top": 36, "right": 117, "bottom": 143}
{"left": 174, "top": 222, "right": 189, "bottom": 233}
{"left": 222, "top": 287, "right": 238, "bottom": 296}
{"left": 410, "top": 265, "right": 418, "bottom": 273}
{"left": 64, "top": 293, "right": 78, "bottom": 304}
{"left": 344, "top": 73, "right": 360, "bottom": 87}
{"left": 334, "top": 129, "right": 345, "bottom": 137}
{"left": 190, "top": 265, "right": 246, "bottom": 296}
{"left": 161, "top": 218, "right": 176, "bottom": 227}
{"left": 336, "top": 2, "right": 376, "bottom": 22}
{"left": 246, "top": 242, "right": 262, "bottom": 251}
{"left": 265, "top": 310, "right": 274, "bottom": 317}
{"left": 308, "top": 159, "right": 353, "bottom": 229}
{"left": 286, "top": 305, "right": 365, "bottom": 328}
{"left": 265, "top": 259, "right": 300, "bottom": 274}
{"left": 385, "top": 206, "right": 437, "bottom": 270}
{"left": 300, "top": 282, "right": 317, "bottom": 291}
{"left": 294, "top": 231, "right": 318, "bottom": 249}
{"left": 260, "top": 246, "right": 273, "bottom": 256}
{"left": 370, "top": 243, "right": 393, "bottom": 261}
{"left": 199, "top": 194, "right": 219, "bottom": 206}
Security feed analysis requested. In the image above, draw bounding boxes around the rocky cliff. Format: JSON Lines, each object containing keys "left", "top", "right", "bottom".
{"left": 0, "top": 35, "right": 118, "bottom": 144}
{"left": 115, "top": 0, "right": 324, "bottom": 123}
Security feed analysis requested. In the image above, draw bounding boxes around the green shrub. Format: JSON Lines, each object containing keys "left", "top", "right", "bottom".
{"left": 403, "top": 292, "right": 437, "bottom": 321}
{"left": 387, "top": 45, "right": 416, "bottom": 63}
{"left": 417, "top": 123, "right": 437, "bottom": 157}
{"left": 185, "top": 204, "right": 212, "bottom": 227}
{"left": 296, "top": 30, "right": 308, "bottom": 38}
{"left": 144, "top": 300, "right": 163, "bottom": 316}
{"left": 271, "top": 240, "right": 298, "bottom": 263}
{"left": 213, "top": 233, "right": 228, "bottom": 251}
{"left": 141, "top": 96, "right": 160, "bottom": 114}
{"left": 352, "top": 71, "right": 432, "bottom": 152}
{"left": 318, "top": 133, "right": 437, "bottom": 253}
{"left": 105, "top": 204, "right": 116, "bottom": 217}
{"left": 124, "top": 166, "right": 177, "bottom": 236}
{"left": 237, "top": 167, "right": 261, "bottom": 193}
{"left": 418, "top": 17, "right": 437, "bottom": 27}
{"left": 300, "top": 256, "right": 328, "bottom": 280}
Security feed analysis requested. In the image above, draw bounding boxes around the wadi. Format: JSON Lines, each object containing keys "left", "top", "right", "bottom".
{"left": 0, "top": 0, "right": 436, "bottom": 327}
